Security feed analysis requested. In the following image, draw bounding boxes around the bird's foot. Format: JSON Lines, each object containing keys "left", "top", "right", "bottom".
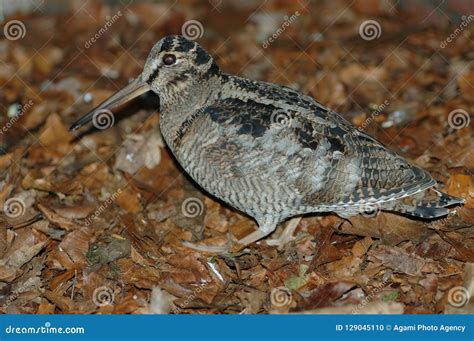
{"left": 182, "top": 220, "right": 278, "bottom": 253}
{"left": 181, "top": 240, "right": 231, "bottom": 254}
{"left": 181, "top": 235, "right": 232, "bottom": 254}
{"left": 182, "top": 238, "right": 248, "bottom": 254}
{"left": 233, "top": 220, "right": 277, "bottom": 251}
{"left": 266, "top": 217, "right": 302, "bottom": 249}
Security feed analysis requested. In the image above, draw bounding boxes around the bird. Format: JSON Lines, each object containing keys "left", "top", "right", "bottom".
{"left": 70, "top": 35, "right": 463, "bottom": 250}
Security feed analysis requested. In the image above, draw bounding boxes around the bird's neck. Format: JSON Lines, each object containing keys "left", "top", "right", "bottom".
{"left": 159, "top": 73, "right": 224, "bottom": 146}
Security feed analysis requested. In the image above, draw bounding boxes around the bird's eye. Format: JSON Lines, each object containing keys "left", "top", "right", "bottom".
{"left": 162, "top": 54, "right": 176, "bottom": 66}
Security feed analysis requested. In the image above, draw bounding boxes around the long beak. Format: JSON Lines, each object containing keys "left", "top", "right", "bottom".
{"left": 69, "top": 77, "right": 151, "bottom": 131}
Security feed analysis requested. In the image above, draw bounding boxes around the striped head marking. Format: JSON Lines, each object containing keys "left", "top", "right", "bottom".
{"left": 141, "top": 35, "right": 220, "bottom": 94}
{"left": 69, "top": 36, "right": 220, "bottom": 132}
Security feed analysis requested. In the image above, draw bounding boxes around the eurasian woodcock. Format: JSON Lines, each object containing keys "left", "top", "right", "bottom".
{"left": 70, "top": 35, "right": 463, "bottom": 248}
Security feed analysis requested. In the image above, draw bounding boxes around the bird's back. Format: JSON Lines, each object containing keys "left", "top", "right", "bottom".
{"left": 166, "top": 74, "right": 442, "bottom": 220}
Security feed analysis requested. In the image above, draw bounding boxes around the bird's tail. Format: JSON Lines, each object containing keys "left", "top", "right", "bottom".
{"left": 381, "top": 188, "right": 464, "bottom": 219}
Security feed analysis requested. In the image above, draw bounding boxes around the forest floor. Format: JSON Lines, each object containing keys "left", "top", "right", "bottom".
{"left": 0, "top": 0, "right": 473, "bottom": 314}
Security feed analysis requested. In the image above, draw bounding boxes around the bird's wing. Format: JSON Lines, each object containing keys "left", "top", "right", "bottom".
{"left": 181, "top": 96, "right": 435, "bottom": 208}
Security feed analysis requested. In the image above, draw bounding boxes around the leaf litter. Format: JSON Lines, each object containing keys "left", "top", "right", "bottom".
{"left": 0, "top": 0, "right": 472, "bottom": 314}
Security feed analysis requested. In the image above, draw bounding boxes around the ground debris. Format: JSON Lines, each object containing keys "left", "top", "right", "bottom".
{"left": 0, "top": 0, "right": 471, "bottom": 314}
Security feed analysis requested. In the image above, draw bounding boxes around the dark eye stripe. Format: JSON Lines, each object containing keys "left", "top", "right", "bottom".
{"left": 146, "top": 67, "right": 159, "bottom": 85}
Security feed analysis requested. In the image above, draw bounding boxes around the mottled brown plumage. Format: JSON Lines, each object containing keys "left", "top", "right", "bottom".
{"left": 71, "top": 35, "right": 463, "bottom": 248}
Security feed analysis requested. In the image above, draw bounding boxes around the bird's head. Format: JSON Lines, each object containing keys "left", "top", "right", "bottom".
{"left": 70, "top": 35, "right": 220, "bottom": 131}
{"left": 142, "top": 35, "right": 219, "bottom": 95}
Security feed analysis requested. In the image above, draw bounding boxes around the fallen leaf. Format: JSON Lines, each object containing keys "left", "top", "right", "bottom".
{"left": 368, "top": 245, "right": 427, "bottom": 276}
{"left": 38, "top": 204, "right": 82, "bottom": 231}
{"left": 0, "top": 230, "right": 47, "bottom": 281}
{"left": 295, "top": 281, "right": 356, "bottom": 311}
{"left": 38, "top": 113, "right": 74, "bottom": 146}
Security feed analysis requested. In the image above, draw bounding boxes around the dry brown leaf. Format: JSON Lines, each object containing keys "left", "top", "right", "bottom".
{"left": 339, "top": 65, "right": 388, "bottom": 104}
{"left": 295, "top": 281, "right": 356, "bottom": 311}
{"left": 166, "top": 254, "right": 212, "bottom": 284}
{"left": 116, "top": 258, "right": 161, "bottom": 289}
{"left": 37, "top": 298, "right": 56, "bottom": 314}
{"left": 1, "top": 0, "right": 472, "bottom": 316}
{"left": 38, "top": 113, "right": 74, "bottom": 146}
{"left": 341, "top": 212, "right": 431, "bottom": 244}
{"left": 57, "top": 227, "right": 94, "bottom": 269}
{"left": 368, "top": 245, "right": 428, "bottom": 276}
{"left": 42, "top": 290, "right": 75, "bottom": 313}
{"left": 438, "top": 232, "right": 474, "bottom": 263}
{"left": 235, "top": 287, "right": 266, "bottom": 314}
{"left": 115, "top": 186, "right": 141, "bottom": 213}
{"left": 0, "top": 230, "right": 47, "bottom": 281}
{"left": 114, "top": 132, "right": 163, "bottom": 174}
{"left": 447, "top": 174, "right": 474, "bottom": 208}
{"left": 38, "top": 204, "right": 83, "bottom": 231}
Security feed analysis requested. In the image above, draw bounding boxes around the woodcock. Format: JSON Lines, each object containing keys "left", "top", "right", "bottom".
{"left": 71, "top": 35, "right": 463, "bottom": 248}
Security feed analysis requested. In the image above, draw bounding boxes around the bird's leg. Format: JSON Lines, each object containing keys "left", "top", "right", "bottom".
{"left": 183, "top": 218, "right": 278, "bottom": 254}
{"left": 235, "top": 218, "right": 278, "bottom": 247}
{"left": 266, "top": 217, "right": 302, "bottom": 248}
{"left": 181, "top": 239, "right": 231, "bottom": 254}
